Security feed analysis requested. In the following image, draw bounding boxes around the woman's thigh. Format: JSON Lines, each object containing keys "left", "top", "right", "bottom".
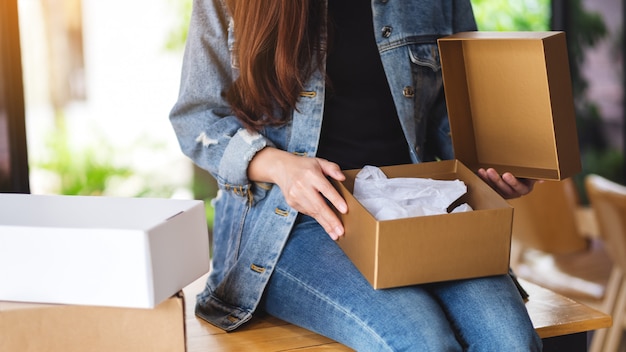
{"left": 262, "top": 215, "right": 461, "bottom": 351}
{"left": 426, "top": 275, "right": 542, "bottom": 351}
{"left": 261, "top": 215, "right": 541, "bottom": 352}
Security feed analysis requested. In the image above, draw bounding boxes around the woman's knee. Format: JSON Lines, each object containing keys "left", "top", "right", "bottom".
{"left": 465, "top": 328, "right": 542, "bottom": 352}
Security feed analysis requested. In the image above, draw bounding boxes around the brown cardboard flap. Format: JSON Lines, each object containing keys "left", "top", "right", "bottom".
{"left": 438, "top": 31, "right": 581, "bottom": 180}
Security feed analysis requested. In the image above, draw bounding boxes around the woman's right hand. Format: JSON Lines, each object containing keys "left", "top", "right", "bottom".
{"left": 248, "top": 147, "right": 348, "bottom": 240}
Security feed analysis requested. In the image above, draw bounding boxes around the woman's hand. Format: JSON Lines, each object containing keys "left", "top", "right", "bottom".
{"left": 248, "top": 147, "right": 348, "bottom": 240}
{"left": 477, "top": 168, "right": 537, "bottom": 199}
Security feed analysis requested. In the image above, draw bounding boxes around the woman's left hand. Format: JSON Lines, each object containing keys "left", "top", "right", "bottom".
{"left": 477, "top": 168, "right": 537, "bottom": 199}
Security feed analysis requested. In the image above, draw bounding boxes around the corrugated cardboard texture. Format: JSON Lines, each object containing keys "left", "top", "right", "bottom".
{"left": 0, "top": 292, "right": 186, "bottom": 352}
{"left": 438, "top": 31, "right": 581, "bottom": 180}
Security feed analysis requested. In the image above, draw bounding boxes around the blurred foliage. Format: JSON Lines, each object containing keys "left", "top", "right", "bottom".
{"left": 472, "top": 0, "right": 551, "bottom": 31}
{"left": 192, "top": 165, "right": 216, "bottom": 229}
{"left": 564, "top": 1, "right": 624, "bottom": 200}
{"left": 576, "top": 148, "right": 624, "bottom": 200}
{"left": 36, "top": 120, "right": 131, "bottom": 196}
{"left": 165, "top": 0, "right": 193, "bottom": 52}
{"left": 33, "top": 119, "right": 177, "bottom": 198}
{"left": 567, "top": 1, "right": 608, "bottom": 99}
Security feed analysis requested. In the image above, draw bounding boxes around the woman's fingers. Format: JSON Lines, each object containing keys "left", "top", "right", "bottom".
{"left": 317, "top": 158, "right": 347, "bottom": 214}
{"left": 248, "top": 148, "right": 348, "bottom": 239}
{"left": 477, "top": 168, "right": 536, "bottom": 199}
{"left": 276, "top": 156, "right": 347, "bottom": 240}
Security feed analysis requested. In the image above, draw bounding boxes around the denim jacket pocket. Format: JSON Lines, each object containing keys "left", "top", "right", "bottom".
{"left": 406, "top": 43, "right": 444, "bottom": 108}
{"left": 405, "top": 43, "right": 448, "bottom": 161}
{"left": 408, "top": 43, "right": 441, "bottom": 72}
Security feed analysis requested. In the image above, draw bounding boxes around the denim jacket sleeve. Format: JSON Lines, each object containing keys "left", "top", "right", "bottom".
{"left": 169, "top": 0, "right": 271, "bottom": 202}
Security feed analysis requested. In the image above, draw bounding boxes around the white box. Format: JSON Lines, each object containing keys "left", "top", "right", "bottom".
{"left": 0, "top": 194, "right": 210, "bottom": 308}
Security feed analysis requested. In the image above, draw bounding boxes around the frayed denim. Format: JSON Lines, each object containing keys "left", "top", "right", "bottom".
{"left": 262, "top": 215, "right": 542, "bottom": 352}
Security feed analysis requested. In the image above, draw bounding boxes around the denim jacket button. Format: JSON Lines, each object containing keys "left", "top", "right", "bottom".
{"left": 380, "top": 0, "right": 389, "bottom": 3}
{"left": 402, "top": 86, "right": 415, "bottom": 98}
{"left": 381, "top": 26, "right": 392, "bottom": 38}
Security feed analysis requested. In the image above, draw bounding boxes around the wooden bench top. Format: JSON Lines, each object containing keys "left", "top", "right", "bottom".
{"left": 521, "top": 278, "right": 611, "bottom": 338}
{"left": 183, "top": 276, "right": 612, "bottom": 352}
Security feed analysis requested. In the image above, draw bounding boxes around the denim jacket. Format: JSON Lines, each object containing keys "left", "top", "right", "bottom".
{"left": 170, "top": 0, "right": 477, "bottom": 331}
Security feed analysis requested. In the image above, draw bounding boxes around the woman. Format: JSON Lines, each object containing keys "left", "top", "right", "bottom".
{"left": 170, "top": 0, "right": 542, "bottom": 350}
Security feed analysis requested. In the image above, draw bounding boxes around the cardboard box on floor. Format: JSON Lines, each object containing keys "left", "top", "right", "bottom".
{"left": 0, "top": 292, "right": 186, "bottom": 352}
{"left": 0, "top": 194, "right": 210, "bottom": 308}
{"left": 332, "top": 32, "right": 581, "bottom": 289}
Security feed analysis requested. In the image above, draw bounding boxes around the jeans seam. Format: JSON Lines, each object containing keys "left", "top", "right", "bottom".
{"left": 273, "top": 266, "right": 394, "bottom": 352}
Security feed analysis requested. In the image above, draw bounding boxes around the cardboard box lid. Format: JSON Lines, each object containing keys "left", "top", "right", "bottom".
{"left": 0, "top": 193, "right": 193, "bottom": 229}
{"left": 0, "top": 194, "right": 210, "bottom": 308}
{"left": 438, "top": 31, "right": 581, "bottom": 180}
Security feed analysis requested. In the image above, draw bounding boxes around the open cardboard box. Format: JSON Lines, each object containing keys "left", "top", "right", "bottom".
{"left": 0, "top": 292, "right": 186, "bottom": 352}
{"left": 333, "top": 161, "right": 512, "bottom": 289}
{"left": 0, "top": 194, "right": 210, "bottom": 308}
{"left": 331, "top": 32, "right": 581, "bottom": 289}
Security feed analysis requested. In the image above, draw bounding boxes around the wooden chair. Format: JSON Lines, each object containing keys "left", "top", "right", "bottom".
{"left": 585, "top": 174, "right": 626, "bottom": 352}
{"left": 508, "top": 178, "right": 618, "bottom": 352}
{"left": 509, "top": 178, "right": 589, "bottom": 256}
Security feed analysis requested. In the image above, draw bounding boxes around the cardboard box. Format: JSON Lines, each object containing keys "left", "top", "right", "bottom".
{"left": 333, "top": 161, "right": 513, "bottom": 289}
{"left": 0, "top": 194, "right": 210, "bottom": 308}
{"left": 0, "top": 292, "right": 186, "bottom": 352}
{"left": 331, "top": 32, "right": 581, "bottom": 289}
{"left": 438, "top": 31, "right": 581, "bottom": 180}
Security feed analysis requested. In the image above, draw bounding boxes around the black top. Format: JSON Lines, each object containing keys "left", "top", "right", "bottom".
{"left": 316, "top": 0, "right": 412, "bottom": 170}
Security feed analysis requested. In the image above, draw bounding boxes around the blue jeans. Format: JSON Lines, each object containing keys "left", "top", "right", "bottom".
{"left": 261, "top": 215, "right": 542, "bottom": 351}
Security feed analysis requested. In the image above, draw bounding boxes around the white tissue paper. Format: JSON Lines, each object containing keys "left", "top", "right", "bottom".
{"left": 353, "top": 165, "right": 473, "bottom": 220}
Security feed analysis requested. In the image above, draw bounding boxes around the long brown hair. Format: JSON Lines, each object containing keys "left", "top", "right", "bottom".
{"left": 224, "top": 0, "right": 324, "bottom": 130}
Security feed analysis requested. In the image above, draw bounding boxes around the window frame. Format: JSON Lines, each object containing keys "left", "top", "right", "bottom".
{"left": 0, "top": 0, "right": 30, "bottom": 193}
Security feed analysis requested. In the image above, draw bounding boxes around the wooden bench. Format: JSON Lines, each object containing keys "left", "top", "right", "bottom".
{"left": 183, "top": 276, "right": 612, "bottom": 352}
